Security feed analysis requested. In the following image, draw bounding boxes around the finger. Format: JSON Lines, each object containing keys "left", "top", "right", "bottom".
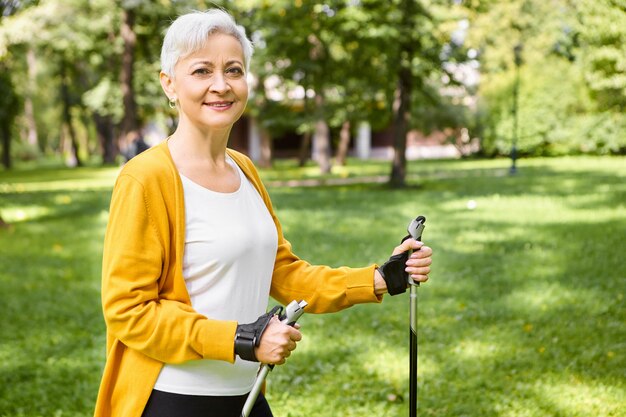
{"left": 404, "top": 238, "right": 424, "bottom": 251}
{"left": 410, "top": 245, "right": 432, "bottom": 258}
{"left": 287, "top": 327, "right": 302, "bottom": 342}
{"left": 405, "top": 266, "right": 430, "bottom": 275}
{"left": 393, "top": 238, "right": 423, "bottom": 256}
{"left": 410, "top": 274, "right": 429, "bottom": 283}
{"left": 406, "top": 257, "right": 432, "bottom": 267}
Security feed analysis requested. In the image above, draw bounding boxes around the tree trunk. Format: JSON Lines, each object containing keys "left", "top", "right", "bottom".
{"left": 389, "top": 0, "right": 417, "bottom": 188}
{"left": 389, "top": 75, "right": 411, "bottom": 187}
{"left": 298, "top": 87, "right": 313, "bottom": 167}
{"left": 94, "top": 113, "right": 117, "bottom": 164}
{"left": 24, "top": 48, "right": 39, "bottom": 150}
{"left": 118, "top": 7, "right": 139, "bottom": 155}
{"left": 259, "top": 127, "right": 272, "bottom": 168}
{"left": 249, "top": 75, "right": 273, "bottom": 168}
{"left": 0, "top": 215, "right": 9, "bottom": 229}
{"left": 335, "top": 120, "right": 351, "bottom": 166}
{"left": 298, "top": 132, "right": 311, "bottom": 167}
{"left": 1, "top": 123, "right": 10, "bottom": 169}
{"left": 60, "top": 60, "right": 83, "bottom": 167}
{"left": 312, "top": 94, "right": 332, "bottom": 174}
{"left": 313, "top": 119, "right": 331, "bottom": 173}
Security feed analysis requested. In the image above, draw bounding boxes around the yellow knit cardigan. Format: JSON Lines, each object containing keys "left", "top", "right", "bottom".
{"left": 93, "top": 140, "right": 380, "bottom": 417}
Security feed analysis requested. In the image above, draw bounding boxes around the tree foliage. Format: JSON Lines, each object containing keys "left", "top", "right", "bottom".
{"left": 577, "top": 0, "right": 626, "bottom": 111}
{"left": 0, "top": 0, "right": 623, "bottom": 171}
{"left": 462, "top": 0, "right": 626, "bottom": 156}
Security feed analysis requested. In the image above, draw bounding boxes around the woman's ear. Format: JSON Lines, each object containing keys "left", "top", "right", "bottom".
{"left": 160, "top": 71, "right": 176, "bottom": 100}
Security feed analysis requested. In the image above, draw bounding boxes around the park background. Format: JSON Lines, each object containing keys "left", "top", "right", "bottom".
{"left": 0, "top": 1, "right": 624, "bottom": 416}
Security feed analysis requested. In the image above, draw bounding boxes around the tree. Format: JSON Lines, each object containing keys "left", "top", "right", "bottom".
{"left": 1, "top": 0, "right": 112, "bottom": 163}
{"left": 0, "top": 0, "right": 186, "bottom": 164}
{"left": 239, "top": 0, "right": 449, "bottom": 183}
{"left": 389, "top": 0, "right": 440, "bottom": 186}
{"left": 0, "top": 0, "right": 29, "bottom": 169}
{"left": 237, "top": 1, "right": 339, "bottom": 173}
{"left": 0, "top": 58, "right": 20, "bottom": 169}
{"left": 117, "top": 4, "right": 139, "bottom": 157}
{"left": 1, "top": 0, "right": 469, "bottom": 170}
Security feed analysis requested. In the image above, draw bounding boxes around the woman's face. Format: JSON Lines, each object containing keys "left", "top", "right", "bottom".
{"left": 163, "top": 32, "right": 248, "bottom": 131}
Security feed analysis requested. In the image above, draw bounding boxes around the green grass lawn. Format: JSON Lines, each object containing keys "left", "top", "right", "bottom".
{"left": 0, "top": 156, "right": 624, "bottom": 417}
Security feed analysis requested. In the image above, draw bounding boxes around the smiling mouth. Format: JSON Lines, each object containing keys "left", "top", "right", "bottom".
{"left": 205, "top": 101, "right": 234, "bottom": 108}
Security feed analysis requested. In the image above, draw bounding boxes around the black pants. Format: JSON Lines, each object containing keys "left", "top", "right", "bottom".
{"left": 141, "top": 390, "right": 273, "bottom": 417}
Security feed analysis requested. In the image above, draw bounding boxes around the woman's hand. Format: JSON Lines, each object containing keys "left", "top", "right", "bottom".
{"left": 255, "top": 316, "right": 302, "bottom": 365}
{"left": 374, "top": 239, "right": 433, "bottom": 295}
{"left": 401, "top": 239, "right": 432, "bottom": 284}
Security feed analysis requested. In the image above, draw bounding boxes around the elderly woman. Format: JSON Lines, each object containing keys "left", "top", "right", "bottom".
{"left": 93, "top": 9, "right": 432, "bottom": 417}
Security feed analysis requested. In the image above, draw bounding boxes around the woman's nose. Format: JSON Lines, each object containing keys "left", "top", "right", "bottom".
{"left": 210, "top": 72, "right": 230, "bottom": 94}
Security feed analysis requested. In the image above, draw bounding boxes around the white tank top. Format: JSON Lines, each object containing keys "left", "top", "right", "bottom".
{"left": 153, "top": 156, "right": 278, "bottom": 395}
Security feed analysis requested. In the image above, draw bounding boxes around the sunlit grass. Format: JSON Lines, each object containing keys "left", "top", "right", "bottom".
{"left": 0, "top": 155, "right": 624, "bottom": 416}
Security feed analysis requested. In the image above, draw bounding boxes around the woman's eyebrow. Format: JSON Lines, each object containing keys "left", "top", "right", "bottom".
{"left": 190, "top": 60, "right": 215, "bottom": 67}
{"left": 225, "top": 59, "right": 244, "bottom": 67}
{"left": 189, "top": 59, "right": 244, "bottom": 67}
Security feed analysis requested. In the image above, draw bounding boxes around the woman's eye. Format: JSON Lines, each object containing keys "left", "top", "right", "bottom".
{"left": 227, "top": 67, "right": 244, "bottom": 76}
{"left": 192, "top": 68, "right": 210, "bottom": 76}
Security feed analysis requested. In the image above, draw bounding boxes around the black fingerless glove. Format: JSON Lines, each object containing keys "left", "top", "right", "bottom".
{"left": 234, "top": 306, "right": 282, "bottom": 362}
{"left": 378, "top": 251, "right": 409, "bottom": 296}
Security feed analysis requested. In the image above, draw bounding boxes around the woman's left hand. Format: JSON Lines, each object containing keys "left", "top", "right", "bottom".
{"left": 400, "top": 239, "right": 432, "bottom": 284}
{"left": 374, "top": 239, "right": 432, "bottom": 295}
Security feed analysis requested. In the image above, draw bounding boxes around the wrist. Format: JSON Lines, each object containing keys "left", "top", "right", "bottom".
{"left": 378, "top": 252, "right": 410, "bottom": 296}
{"left": 233, "top": 305, "right": 282, "bottom": 362}
{"left": 374, "top": 268, "right": 387, "bottom": 295}
{"left": 234, "top": 326, "right": 258, "bottom": 362}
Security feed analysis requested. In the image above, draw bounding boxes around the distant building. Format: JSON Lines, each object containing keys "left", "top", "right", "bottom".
{"left": 228, "top": 116, "right": 476, "bottom": 161}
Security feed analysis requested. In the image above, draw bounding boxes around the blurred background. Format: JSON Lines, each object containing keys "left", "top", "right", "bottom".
{"left": 0, "top": 2, "right": 625, "bottom": 417}
{"left": 0, "top": 0, "right": 624, "bottom": 181}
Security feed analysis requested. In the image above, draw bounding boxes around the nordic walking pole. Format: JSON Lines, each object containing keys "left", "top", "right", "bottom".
{"left": 406, "top": 216, "right": 426, "bottom": 417}
{"left": 241, "top": 300, "right": 308, "bottom": 417}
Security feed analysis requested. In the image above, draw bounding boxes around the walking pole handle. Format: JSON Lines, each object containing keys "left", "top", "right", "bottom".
{"left": 281, "top": 299, "right": 308, "bottom": 326}
{"left": 406, "top": 216, "right": 426, "bottom": 285}
{"left": 241, "top": 300, "right": 307, "bottom": 417}
{"left": 266, "top": 299, "right": 308, "bottom": 370}
{"left": 407, "top": 216, "right": 425, "bottom": 241}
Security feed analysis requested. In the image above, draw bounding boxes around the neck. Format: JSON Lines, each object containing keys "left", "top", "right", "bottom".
{"left": 169, "top": 119, "right": 232, "bottom": 164}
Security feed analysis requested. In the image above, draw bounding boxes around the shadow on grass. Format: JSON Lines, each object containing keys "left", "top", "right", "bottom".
{"left": 0, "top": 187, "right": 109, "bottom": 416}
{"left": 0, "top": 157, "right": 623, "bottom": 416}
{"left": 266, "top": 161, "right": 624, "bottom": 416}
{"left": 268, "top": 217, "right": 624, "bottom": 416}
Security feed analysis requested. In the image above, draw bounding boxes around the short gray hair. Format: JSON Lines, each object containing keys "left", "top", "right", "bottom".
{"left": 160, "top": 9, "right": 253, "bottom": 77}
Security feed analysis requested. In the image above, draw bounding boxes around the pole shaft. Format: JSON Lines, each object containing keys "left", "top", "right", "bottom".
{"left": 241, "top": 365, "right": 270, "bottom": 417}
{"left": 410, "top": 284, "right": 418, "bottom": 417}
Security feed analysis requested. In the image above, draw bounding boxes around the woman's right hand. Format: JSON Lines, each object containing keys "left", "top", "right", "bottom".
{"left": 254, "top": 316, "right": 302, "bottom": 365}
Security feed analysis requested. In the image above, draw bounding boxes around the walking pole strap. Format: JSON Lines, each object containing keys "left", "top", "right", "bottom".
{"left": 378, "top": 252, "right": 410, "bottom": 295}
{"left": 235, "top": 306, "right": 283, "bottom": 362}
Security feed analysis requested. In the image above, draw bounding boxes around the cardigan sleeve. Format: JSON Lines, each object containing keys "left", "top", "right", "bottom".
{"left": 269, "top": 218, "right": 382, "bottom": 314}
{"left": 101, "top": 174, "right": 237, "bottom": 364}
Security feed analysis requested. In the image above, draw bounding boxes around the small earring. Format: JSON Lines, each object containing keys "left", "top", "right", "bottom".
{"left": 168, "top": 97, "right": 177, "bottom": 109}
